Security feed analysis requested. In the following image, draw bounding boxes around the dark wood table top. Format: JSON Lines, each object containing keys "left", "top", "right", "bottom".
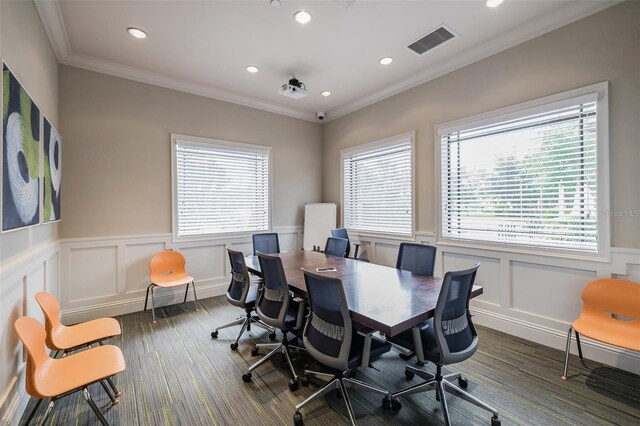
{"left": 245, "top": 250, "right": 483, "bottom": 336}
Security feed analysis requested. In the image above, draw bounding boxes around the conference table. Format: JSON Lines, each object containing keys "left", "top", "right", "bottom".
{"left": 244, "top": 250, "right": 483, "bottom": 337}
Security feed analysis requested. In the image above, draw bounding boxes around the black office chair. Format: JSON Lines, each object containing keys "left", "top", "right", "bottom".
{"left": 390, "top": 265, "right": 501, "bottom": 426}
{"left": 331, "top": 228, "right": 369, "bottom": 262}
{"left": 211, "top": 249, "right": 275, "bottom": 350}
{"left": 293, "top": 269, "right": 400, "bottom": 426}
{"left": 252, "top": 232, "right": 280, "bottom": 255}
{"left": 242, "top": 253, "right": 307, "bottom": 391}
{"left": 324, "top": 237, "right": 349, "bottom": 257}
{"left": 388, "top": 242, "right": 438, "bottom": 362}
{"left": 396, "top": 242, "right": 437, "bottom": 276}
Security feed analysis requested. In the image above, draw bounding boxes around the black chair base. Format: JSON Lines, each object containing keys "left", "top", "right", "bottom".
{"left": 211, "top": 308, "right": 274, "bottom": 350}
{"left": 294, "top": 369, "right": 399, "bottom": 426}
{"left": 392, "top": 365, "right": 500, "bottom": 426}
{"left": 244, "top": 333, "right": 305, "bottom": 391}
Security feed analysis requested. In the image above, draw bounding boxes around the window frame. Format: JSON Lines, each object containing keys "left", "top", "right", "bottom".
{"left": 340, "top": 131, "right": 416, "bottom": 239}
{"left": 171, "top": 133, "right": 273, "bottom": 243}
{"left": 435, "top": 82, "right": 610, "bottom": 261}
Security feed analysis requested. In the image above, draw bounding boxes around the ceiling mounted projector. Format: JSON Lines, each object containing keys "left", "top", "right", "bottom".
{"left": 280, "top": 77, "right": 307, "bottom": 99}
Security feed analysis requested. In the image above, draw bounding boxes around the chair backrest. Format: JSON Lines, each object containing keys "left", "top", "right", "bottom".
{"left": 324, "top": 237, "right": 349, "bottom": 258}
{"left": 252, "top": 233, "right": 280, "bottom": 256}
{"left": 14, "top": 316, "right": 50, "bottom": 398}
{"left": 150, "top": 250, "right": 187, "bottom": 278}
{"left": 581, "top": 279, "right": 640, "bottom": 321}
{"left": 256, "top": 253, "right": 291, "bottom": 328}
{"left": 331, "top": 228, "right": 351, "bottom": 257}
{"left": 396, "top": 243, "right": 437, "bottom": 276}
{"left": 226, "top": 248, "right": 251, "bottom": 306}
{"left": 432, "top": 264, "right": 480, "bottom": 365}
{"left": 302, "top": 269, "right": 352, "bottom": 371}
{"left": 35, "top": 292, "right": 64, "bottom": 350}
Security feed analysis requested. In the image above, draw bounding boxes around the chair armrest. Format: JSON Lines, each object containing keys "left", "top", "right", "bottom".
{"left": 353, "top": 243, "right": 361, "bottom": 259}
{"left": 294, "top": 298, "right": 307, "bottom": 329}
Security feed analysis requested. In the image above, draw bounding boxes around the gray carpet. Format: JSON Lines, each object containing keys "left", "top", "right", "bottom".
{"left": 20, "top": 295, "right": 640, "bottom": 425}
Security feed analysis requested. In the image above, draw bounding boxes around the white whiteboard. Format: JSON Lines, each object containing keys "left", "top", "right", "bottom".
{"left": 303, "top": 203, "right": 337, "bottom": 251}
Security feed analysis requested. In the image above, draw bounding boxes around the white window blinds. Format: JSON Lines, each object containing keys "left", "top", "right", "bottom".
{"left": 174, "top": 139, "right": 269, "bottom": 237}
{"left": 342, "top": 136, "right": 413, "bottom": 236}
{"left": 440, "top": 94, "right": 599, "bottom": 252}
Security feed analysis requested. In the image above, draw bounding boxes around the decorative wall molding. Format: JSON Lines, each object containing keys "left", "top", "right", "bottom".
{"left": 59, "top": 227, "right": 304, "bottom": 324}
{"left": 0, "top": 240, "right": 60, "bottom": 425}
{"left": 351, "top": 230, "right": 640, "bottom": 375}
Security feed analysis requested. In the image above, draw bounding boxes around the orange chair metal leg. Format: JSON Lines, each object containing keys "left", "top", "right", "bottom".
{"left": 191, "top": 281, "right": 199, "bottom": 311}
{"left": 562, "top": 326, "right": 573, "bottom": 380}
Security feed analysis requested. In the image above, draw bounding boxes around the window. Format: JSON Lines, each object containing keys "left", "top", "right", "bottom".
{"left": 342, "top": 132, "right": 414, "bottom": 236}
{"left": 172, "top": 134, "right": 270, "bottom": 239}
{"left": 437, "top": 83, "right": 609, "bottom": 256}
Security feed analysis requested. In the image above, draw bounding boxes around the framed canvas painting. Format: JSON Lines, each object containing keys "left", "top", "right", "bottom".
{"left": 43, "top": 117, "right": 61, "bottom": 222}
{"left": 2, "top": 62, "right": 41, "bottom": 231}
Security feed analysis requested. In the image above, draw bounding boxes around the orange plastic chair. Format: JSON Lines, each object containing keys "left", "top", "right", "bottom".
{"left": 144, "top": 250, "right": 198, "bottom": 323}
{"left": 35, "top": 291, "right": 121, "bottom": 355}
{"left": 562, "top": 278, "right": 640, "bottom": 380}
{"left": 15, "top": 316, "right": 126, "bottom": 425}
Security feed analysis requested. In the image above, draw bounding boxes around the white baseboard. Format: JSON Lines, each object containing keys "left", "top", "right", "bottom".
{"left": 472, "top": 307, "right": 640, "bottom": 376}
{"left": 61, "top": 281, "right": 228, "bottom": 324}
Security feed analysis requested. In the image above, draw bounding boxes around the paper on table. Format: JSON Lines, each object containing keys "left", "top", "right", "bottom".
{"left": 315, "top": 267, "right": 337, "bottom": 273}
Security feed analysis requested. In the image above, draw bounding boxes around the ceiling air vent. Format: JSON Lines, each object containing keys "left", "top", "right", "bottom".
{"left": 407, "top": 25, "right": 456, "bottom": 55}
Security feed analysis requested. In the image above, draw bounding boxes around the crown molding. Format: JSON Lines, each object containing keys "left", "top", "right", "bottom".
{"left": 60, "top": 52, "right": 317, "bottom": 122}
{"left": 34, "top": 0, "right": 71, "bottom": 61}
{"left": 35, "top": 0, "right": 620, "bottom": 125}
{"left": 326, "top": 0, "right": 621, "bottom": 122}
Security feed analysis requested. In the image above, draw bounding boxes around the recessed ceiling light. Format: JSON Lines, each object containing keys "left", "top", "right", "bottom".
{"left": 321, "top": 91, "right": 332, "bottom": 97}
{"left": 246, "top": 65, "right": 260, "bottom": 73}
{"left": 127, "top": 27, "right": 147, "bottom": 39}
{"left": 485, "top": 0, "right": 505, "bottom": 8}
{"left": 379, "top": 57, "right": 393, "bottom": 65}
{"left": 270, "top": 0, "right": 281, "bottom": 7}
{"left": 294, "top": 10, "right": 312, "bottom": 24}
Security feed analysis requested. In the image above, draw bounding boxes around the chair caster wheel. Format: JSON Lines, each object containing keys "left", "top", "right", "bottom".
{"left": 300, "top": 375, "right": 310, "bottom": 386}
{"left": 269, "top": 332, "right": 277, "bottom": 341}
{"left": 230, "top": 343, "right": 238, "bottom": 351}
{"left": 491, "top": 415, "right": 502, "bottom": 426}
{"left": 289, "top": 378, "right": 300, "bottom": 391}
{"left": 211, "top": 331, "right": 218, "bottom": 339}
{"left": 242, "top": 372, "right": 252, "bottom": 383}
{"left": 382, "top": 397, "right": 402, "bottom": 411}
{"left": 404, "top": 369, "right": 415, "bottom": 380}
{"left": 293, "top": 412, "right": 304, "bottom": 426}
{"left": 458, "top": 377, "right": 468, "bottom": 388}
{"left": 251, "top": 347, "right": 260, "bottom": 357}
{"left": 399, "top": 352, "right": 414, "bottom": 361}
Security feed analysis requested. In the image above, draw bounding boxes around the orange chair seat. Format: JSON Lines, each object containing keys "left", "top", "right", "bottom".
{"left": 51, "top": 317, "right": 121, "bottom": 351}
{"left": 573, "top": 316, "right": 640, "bottom": 351}
{"left": 34, "top": 345, "right": 126, "bottom": 398}
{"left": 151, "top": 272, "right": 194, "bottom": 288}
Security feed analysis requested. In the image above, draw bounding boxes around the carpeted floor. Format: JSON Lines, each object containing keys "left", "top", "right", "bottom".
{"left": 21, "top": 295, "right": 640, "bottom": 425}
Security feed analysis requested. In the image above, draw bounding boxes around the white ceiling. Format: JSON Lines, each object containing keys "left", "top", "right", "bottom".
{"left": 36, "top": 0, "right": 617, "bottom": 122}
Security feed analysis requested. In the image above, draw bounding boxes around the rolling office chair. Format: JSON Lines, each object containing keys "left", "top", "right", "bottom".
{"left": 331, "top": 228, "right": 368, "bottom": 262}
{"left": 324, "top": 237, "right": 349, "bottom": 257}
{"left": 15, "top": 317, "right": 126, "bottom": 426}
{"left": 242, "top": 253, "right": 307, "bottom": 391}
{"left": 293, "top": 269, "right": 399, "bottom": 426}
{"left": 387, "top": 242, "right": 438, "bottom": 362}
{"left": 211, "top": 249, "right": 274, "bottom": 350}
{"left": 390, "top": 265, "right": 502, "bottom": 426}
{"left": 144, "top": 250, "right": 198, "bottom": 323}
{"left": 252, "top": 232, "right": 280, "bottom": 255}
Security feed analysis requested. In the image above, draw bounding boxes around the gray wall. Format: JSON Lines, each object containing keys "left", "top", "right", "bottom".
{"left": 59, "top": 66, "right": 323, "bottom": 238}
{"left": 0, "top": 0, "right": 59, "bottom": 260}
{"left": 323, "top": 1, "right": 640, "bottom": 249}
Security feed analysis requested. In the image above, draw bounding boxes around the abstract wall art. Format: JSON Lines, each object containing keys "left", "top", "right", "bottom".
{"left": 3, "top": 62, "right": 41, "bottom": 231}
{"left": 43, "top": 117, "right": 61, "bottom": 222}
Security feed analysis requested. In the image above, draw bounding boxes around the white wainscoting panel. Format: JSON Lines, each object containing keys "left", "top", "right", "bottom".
{"left": 349, "top": 230, "right": 640, "bottom": 375}
{"left": 59, "top": 227, "right": 304, "bottom": 324}
{"left": 0, "top": 240, "right": 60, "bottom": 425}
